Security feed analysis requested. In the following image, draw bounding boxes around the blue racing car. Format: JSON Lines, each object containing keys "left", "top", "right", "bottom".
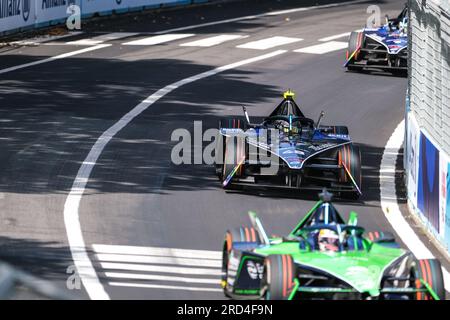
{"left": 344, "top": 5, "right": 408, "bottom": 73}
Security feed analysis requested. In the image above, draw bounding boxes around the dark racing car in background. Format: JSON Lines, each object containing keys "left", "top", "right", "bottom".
{"left": 221, "top": 190, "right": 446, "bottom": 300}
{"left": 215, "top": 90, "right": 362, "bottom": 199}
{"left": 344, "top": 5, "right": 408, "bottom": 73}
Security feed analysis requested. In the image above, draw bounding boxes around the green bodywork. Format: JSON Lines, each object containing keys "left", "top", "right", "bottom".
{"left": 250, "top": 200, "right": 407, "bottom": 298}
{"left": 254, "top": 241, "right": 405, "bottom": 297}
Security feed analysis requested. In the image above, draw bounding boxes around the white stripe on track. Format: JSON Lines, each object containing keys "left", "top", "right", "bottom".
{"left": 105, "top": 272, "right": 219, "bottom": 284}
{"left": 318, "top": 32, "right": 351, "bottom": 42}
{"left": 109, "top": 282, "right": 222, "bottom": 292}
{"left": 0, "top": 44, "right": 111, "bottom": 75}
{"left": 122, "top": 34, "right": 195, "bottom": 46}
{"left": 64, "top": 49, "right": 287, "bottom": 300}
{"left": 92, "top": 244, "right": 221, "bottom": 259}
{"left": 180, "top": 34, "right": 247, "bottom": 47}
{"left": 67, "top": 32, "right": 138, "bottom": 45}
{"left": 237, "top": 36, "right": 302, "bottom": 50}
{"left": 294, "top": 41, "right": 347, "bottom": 54}
{"left": 100, "top": 262, "right": 222, "bottom": 275}
{"left": 380, "top": 120, "right": 450, "bottom": 292}
{"left": 96, "top": 253, "right": 221, "bottom": 267}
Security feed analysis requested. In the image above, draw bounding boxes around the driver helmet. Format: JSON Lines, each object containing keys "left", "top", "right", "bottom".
{"left": 318, "top": 229, "right": 339, "bottom": 252}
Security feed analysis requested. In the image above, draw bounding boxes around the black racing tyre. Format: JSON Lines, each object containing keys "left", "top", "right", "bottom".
{"left": 216, "top": 118, "right": 246, "bottom": 180}
{"left": 222, "top": 227, "right": 262, "bottom": 297}
{"left": 261, "top": 254, "right": 296, "bottom": 300}
{"left": 219, "top": 118, "right": 247, "bottom": 130}
{"left": 366, "top": 230, "right": 399, "bottom": 248}
{"left": 215, "top": 132, "right": 225, "bottom": 179}
{"left": 222, "top": 136, "right": 245, "bottom": 189}
{"left": 366, "top": 230, "right": 395, "bottom": 242}
{"left": 338, "top": 144, "right": 362, "bottom": 199}
{"left": 347, "top": 31, "right": 364, "bottom": 71}
{"left": 413, "top": 259, "right": 445, "bottom": 300}
{"left": 331, "top": 126, "right": 348, "bottom": 135}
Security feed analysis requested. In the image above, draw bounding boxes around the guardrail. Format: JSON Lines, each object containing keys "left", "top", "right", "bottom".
{"left": 0, "top": 0, "right": 213, "bottom": 36}
{"left": 405, "top": 0, "right": 450, "bottom": 255}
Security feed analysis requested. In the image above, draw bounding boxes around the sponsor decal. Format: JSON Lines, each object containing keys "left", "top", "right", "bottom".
{"left": 446, "top": 162, "right": 450, "bottom": 249}
{"left": 41, "top": 0, "right": 75, "bottom": 10}
{"left": 0, "top": 0, "right": 21, "bottom": 19}
{"left": 417, "top": 133, "right": 440, "bottom": 233}
{"left": 246, "top": 260, "right": 263, "bottom": 280}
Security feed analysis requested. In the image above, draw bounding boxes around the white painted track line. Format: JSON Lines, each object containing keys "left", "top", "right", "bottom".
{"left": 318, "top": 32, "right": 351, "bottom": 42}
{"left": 180, "top": 34, "right": 247, "bottom": 47}
{"left": 96, "top": 253, "right": 221, "bottom": 267}
{"left": 67, "top": 32, "right": 138, "bottom": 45}
{"left": 105, "top": 272, "right": 219, "bottom": 284}
{"left": 380, "top": 120, "right": 450, "bottom": 292}
{"left": 109, "top": 282, "right": 222, "bottom": 292}
{"left": 64, "top": 49, "right": 287, "bottom": 300}
{"left": 122, "top": 34, "right": 195, "bottom": 46}
{"left": 100, "top": 262, "right": 222, "bottom": 275}
{"left": 93, "top": 244, "right": 221, "bottom": 259}
{"left": 1, "top": 32, "right": 83, "bottom": 46}
{"left": 237, "top": 36, "right": 303, "bottom": 50}
{"left": 0, "top": 44, "right": 111, "bottom": 75}
{"left": 294, "top": 41, "right": 348, "bottom": 54}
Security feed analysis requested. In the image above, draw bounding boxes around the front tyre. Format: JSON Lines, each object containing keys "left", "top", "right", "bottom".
{"left": 413, "top": 259, "right": 445, "bottom": 300}
{"left": 346, "top": 31, "right": 364, "bottom": 71}
{"left": 222, "top": 227, "right": 261, "bottom": 297}
{"left": 261, "top": 254, "right": 296, "bottom": 300}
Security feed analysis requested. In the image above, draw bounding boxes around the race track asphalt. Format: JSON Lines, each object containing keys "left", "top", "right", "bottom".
{"left": 0, "top": 0, "right": 448, "bottom": 299}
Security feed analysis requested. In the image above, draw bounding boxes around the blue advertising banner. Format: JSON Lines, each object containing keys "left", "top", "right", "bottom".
{"left": 417, "top": 132, "right": 440, "bottom": 233}
{"left": 446, "top": 163, "right": 450, "bottom": 249}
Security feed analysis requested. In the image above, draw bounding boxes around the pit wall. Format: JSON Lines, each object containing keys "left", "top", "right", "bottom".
{"left": 0, "top": 0, "right": 211, "bottom": 36}
{"left": 405, "top": 0, "right": 450, "bottom": 254}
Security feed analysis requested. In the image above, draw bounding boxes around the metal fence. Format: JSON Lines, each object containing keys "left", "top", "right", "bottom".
{"left": 406, "top": 0, "right": 450, "bottom": 253}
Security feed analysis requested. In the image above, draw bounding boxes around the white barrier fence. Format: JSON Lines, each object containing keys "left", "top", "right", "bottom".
{"left": 0, "top": 0, "right": 209, "bottom": 35}
{"left": 405, "top": 0, "right": 450, "bottom": 254}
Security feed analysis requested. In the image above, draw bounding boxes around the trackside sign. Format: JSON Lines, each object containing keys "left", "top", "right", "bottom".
{"left": 0, "top": 0, "right": 199, "bottom": 34}
{"left": 0, "top": 0, "right": 35, "bottom": 32}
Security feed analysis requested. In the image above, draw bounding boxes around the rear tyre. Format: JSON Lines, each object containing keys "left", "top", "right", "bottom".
{"left": 261, "top": 254, "right": 296, "bottom": 300}
{"left": 413, "top": 259, "right": 445, "bottom": 300}
{"left": 338, "top": 144, "right": 362, "bottom": 199}
{"left": 366, "top": 230, "right": 399, "bottom": 248}
{"left": 222, "top": 227, "right": 262, "bottom": 297}
{"left": 346, "top": 31, "right": 364, "bottom": 71}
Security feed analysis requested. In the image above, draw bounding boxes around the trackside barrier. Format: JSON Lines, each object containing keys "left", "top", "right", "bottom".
{"left": 405, "top": 0, "right": 450, "bottom": 255}
{"left": 0, "top": 0, "right": 218, "bottom": 36}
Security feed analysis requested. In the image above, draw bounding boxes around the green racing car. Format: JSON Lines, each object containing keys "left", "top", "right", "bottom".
{"left": 221, "top": 190, "right": 445, "bottom": 300}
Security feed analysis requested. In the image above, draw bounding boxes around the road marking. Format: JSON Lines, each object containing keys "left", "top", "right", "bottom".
{"left": 380, "top": 120, "right": 450, "bottom": 292}
{"left": 100, "top": 262, "right": 222, "bottom": 275}
{"left": 237, "top": 36, "right": 303, "bottom": 50}
{"left": 0, "top": 44, "right": 111, "bottom": 75}
{"left": 153, "top": 0, "right": 368, "bottom": 35}
{"left": 122, "top": 34, "right": 195, "bottom": 46}
{"left": 64, "top": 49, "right": 287, "bottom": 300}
{"left": 95, "top": 244, "right": 222, "bottom": 292}
{"left": 105, "top": 272, "right": 219, "bottom": 284}
{"left": 318, "top": 32, "right": 351, "bottom": 42}
{"left": 0, "top": 32, "right": 84, "bottom": 46}
{"left": 92, "top": 243, "right": 221, "bottom": 259}
{"left": 97, "top": 253, "right": 221, "bottom": 267}
{"left": 294, "top": 41, "right": 347, "bottom": 54}
{"left": 109, "top": 282, "right": 223, "bottom": 292}
{"left": 67, "top": 32, "right": 138, "bottom": 45}
{"left": 180, "top": 34, "right": 247, "bottom": 47}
